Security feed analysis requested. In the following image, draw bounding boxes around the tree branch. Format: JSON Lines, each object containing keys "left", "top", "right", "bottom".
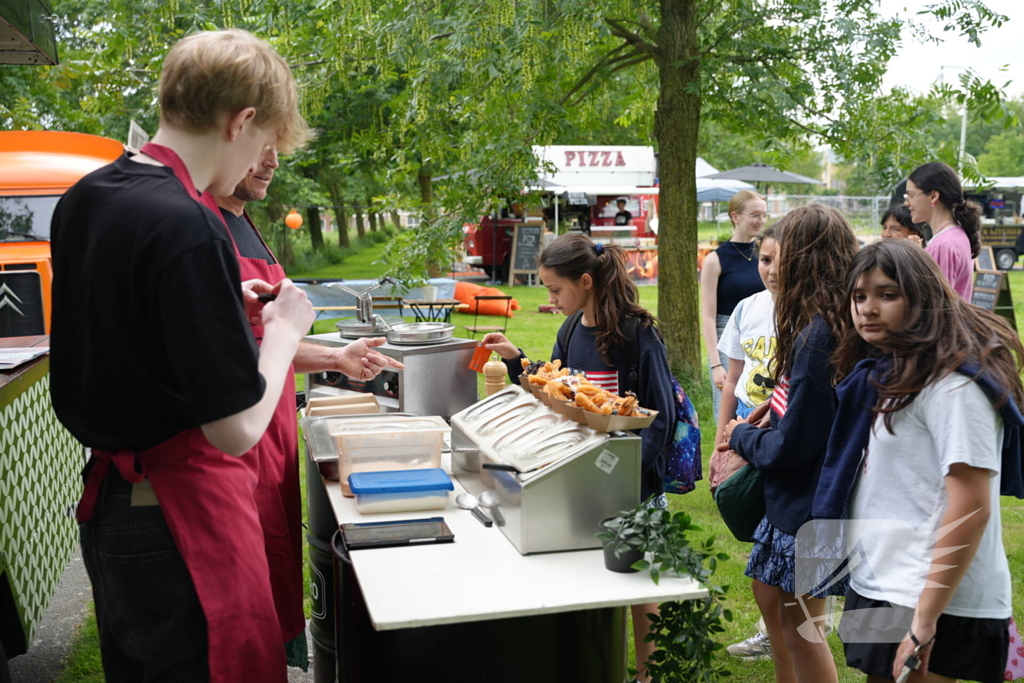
{"left": 558, "top": 43, "right": 630, "bottom": 106}
{"left": 289, "top": 59, "right": 330, "bottom": 69}
{"left": 604, "top": 18, "right": 657, "bottom": 56}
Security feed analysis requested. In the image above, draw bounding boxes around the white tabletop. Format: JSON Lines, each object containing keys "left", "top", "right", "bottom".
{"left": 323, "top": 454, "right": 707, "bottom": 632}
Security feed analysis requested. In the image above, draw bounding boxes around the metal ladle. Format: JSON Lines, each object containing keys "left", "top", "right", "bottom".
{"left": 479, "top": 491, "right": 505, "bottom": 527}
{"left": 456, "top": 493, "right": 492, "bottom": 527}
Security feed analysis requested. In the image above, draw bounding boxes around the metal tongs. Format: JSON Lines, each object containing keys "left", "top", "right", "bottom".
{"left": 325, "top": 276, "right": 398, "bottom": 325}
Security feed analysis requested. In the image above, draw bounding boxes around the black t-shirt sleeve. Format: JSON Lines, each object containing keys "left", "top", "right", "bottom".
{"left": 149, "top": 239, "right": 266, "bottom": 424}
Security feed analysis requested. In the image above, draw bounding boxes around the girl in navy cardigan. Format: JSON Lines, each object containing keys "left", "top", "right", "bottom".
{"left": 719, "top": 205, "right": 858, "bottom": 683}
{"left": 483, "top": 233, "right": 676, "bottom": 683}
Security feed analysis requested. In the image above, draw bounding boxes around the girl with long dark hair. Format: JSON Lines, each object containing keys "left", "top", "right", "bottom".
{"left": 482, "top": 233, "right": 677, "bottom": 683}
{"left": 719, "top": 205, "right": 859, "bottom": 683}
{"left": 821, "top": 239, "right": 1019, "bottom": 683}
{"left": 904, "top": 161, "right": 982, "bottom": 300}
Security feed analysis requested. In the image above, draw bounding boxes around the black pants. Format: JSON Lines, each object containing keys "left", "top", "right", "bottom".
{"left": 79, "top": 470, "right": 209, "bottom": 682}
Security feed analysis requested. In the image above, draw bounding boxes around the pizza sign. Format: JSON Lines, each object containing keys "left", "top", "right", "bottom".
{"left": 564, "top": 150, "right": 628, "bottom": 167}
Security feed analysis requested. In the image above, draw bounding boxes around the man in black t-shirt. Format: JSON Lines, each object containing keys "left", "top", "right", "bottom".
{"left": 614, "top": 198, "right": 633, "bottom": 226}
{"left": 213, "top": 146, "right": 401, "bottom": 377}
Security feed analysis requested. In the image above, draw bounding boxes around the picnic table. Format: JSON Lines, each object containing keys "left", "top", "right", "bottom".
{"left": 402, "top": 298, "right": 470, "bottom": 323}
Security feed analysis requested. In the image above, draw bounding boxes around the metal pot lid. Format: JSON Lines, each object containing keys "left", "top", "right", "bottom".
{"left": 336, "top": 316, "right": 403, "bottom": 338}
{"left": 385, "top": 322, "right": 455, "bottom": 345}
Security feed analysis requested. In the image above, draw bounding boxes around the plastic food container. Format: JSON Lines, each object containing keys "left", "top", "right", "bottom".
{"left": 348, "top": 469, "right": 454, "bottom": 514}
{"left": 303, "top": 414, "right": 450, "bottom": 495}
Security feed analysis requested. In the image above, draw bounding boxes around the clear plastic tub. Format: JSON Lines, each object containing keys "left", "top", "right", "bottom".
{"left": 303, "top": 414, "right": 450, "bottom": 496}
{"left": 349, "top": 469, "right": 454, "bottom": 514}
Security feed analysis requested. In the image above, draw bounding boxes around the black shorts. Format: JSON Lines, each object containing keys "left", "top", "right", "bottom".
{"left": 841, "top": 590, "right": 1009, "bottom": 683}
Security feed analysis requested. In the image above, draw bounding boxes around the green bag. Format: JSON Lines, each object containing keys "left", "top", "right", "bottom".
{"left": 713, "top": 463, "right": 765, "bottom": 543}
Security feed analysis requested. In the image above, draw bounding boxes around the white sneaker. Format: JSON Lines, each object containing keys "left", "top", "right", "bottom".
{"left": 727, "top": 631, "right": 772, "bottom": 661}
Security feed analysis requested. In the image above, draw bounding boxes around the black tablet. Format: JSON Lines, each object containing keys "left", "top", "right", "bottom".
{"left": 341, "top": 517, "right": 455, "bottom": 550}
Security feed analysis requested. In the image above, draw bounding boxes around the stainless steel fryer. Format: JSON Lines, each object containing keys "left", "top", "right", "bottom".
{"left": 450, "top": 385, "right": 641, "bottom": 554}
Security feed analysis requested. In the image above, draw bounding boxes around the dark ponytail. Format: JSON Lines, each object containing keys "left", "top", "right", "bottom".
{"left": 908, "top": 161, "right": 982, "bottom": 258}
{"left": 538, "top": 234, "right": 656, "bottom": 364}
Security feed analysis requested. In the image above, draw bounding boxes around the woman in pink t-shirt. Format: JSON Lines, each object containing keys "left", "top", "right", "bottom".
{"left": 904, "top": 161, "right": 982, "bottom": 300}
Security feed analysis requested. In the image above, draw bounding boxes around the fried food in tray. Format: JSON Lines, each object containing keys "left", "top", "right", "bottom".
{"left": 518, "top": 357, "right": 651, "bottom": 418}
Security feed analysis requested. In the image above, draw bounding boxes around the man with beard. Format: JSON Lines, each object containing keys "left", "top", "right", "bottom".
{"left": 212, "top": 146, "right": 402, "bottom": 669}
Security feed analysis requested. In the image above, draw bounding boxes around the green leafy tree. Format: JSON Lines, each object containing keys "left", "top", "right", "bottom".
{"left": 313, "top": 0, "right": 1010, "bottom": 380}
{"left": 977, "top": 130, "right": 1024, "bottom": 177}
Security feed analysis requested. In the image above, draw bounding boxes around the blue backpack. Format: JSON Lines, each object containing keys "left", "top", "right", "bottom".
{"left": 556, "top": 313, "right": 702, "bottom": 494}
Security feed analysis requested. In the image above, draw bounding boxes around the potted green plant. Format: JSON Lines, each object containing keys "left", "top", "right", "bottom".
{"left": 597, "top": 502, "right": 733, "bottom": 682}
{"left": 597, "top": 511, "right": 646, "bottom": 573}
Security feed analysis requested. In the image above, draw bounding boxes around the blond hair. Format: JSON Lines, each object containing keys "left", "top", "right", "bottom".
{"left": 728, "top": 190, "right": 765, "bottom": 226}
{"left": 158, "top": 29, "right": 310, "bottom": 154}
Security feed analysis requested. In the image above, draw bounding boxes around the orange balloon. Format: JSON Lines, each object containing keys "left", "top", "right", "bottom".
{"left": 285, "top": 209, "right": 303, "bottom": 230}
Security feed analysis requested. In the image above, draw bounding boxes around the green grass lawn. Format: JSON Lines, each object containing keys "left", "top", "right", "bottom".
{"left": 56, "top": 242, "right": 1024, "bottom": 682}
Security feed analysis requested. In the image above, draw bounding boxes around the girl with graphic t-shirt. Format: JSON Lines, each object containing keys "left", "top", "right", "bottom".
{"left": 483, "top": 233, "right": 676, "bottom": 683}
{"left": 824, "top": 239, "right": 1018, "bottom": 683}
{"left": 720, "top": 205, "right": 858, "bottom": 683}
{"left": 903, "top": 161, "right": 982, "bottom": 301}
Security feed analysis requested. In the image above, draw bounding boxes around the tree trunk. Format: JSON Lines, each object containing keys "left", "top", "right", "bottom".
{"left": 306, "top": 205, "right": 324, "bottom": 250}
{"left": 417, "top": 165, "right": 443, "bottom": 276}
{"left": 329, "top": 187, "right": 351, "bottom": 248}
{"left": 390, "top": 209, "right": 402, "bottom": 231}
{"left": 366, "top": 196, "right": 378, "bottom": 232}
{"left": 354, "top": 202, "right": 366, "bottom": 238}
{"left": 655, "top": 0, "right": 702, "bottom": 383}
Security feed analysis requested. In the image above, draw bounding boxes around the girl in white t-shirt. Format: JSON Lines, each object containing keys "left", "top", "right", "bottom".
{"left": 716, "top": 223, "right": 779, "bottom": 443}
{"left": 830, "top": 239, "right": 1020, "bottom": 683}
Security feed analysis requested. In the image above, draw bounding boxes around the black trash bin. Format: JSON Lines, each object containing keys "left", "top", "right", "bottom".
{"left": 307, "top": 448, "right": 338, "bottom": 683}
{"left": 329, "top": 531, "right": 628, "bottom": 682}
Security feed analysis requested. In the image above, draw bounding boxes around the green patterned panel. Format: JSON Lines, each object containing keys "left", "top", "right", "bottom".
{"left": 0, "top": 360, "right": 83, "bottom": 644}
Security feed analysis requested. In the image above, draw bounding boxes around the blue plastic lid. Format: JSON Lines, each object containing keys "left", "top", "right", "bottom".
{"left": 348, "top": 468, "right": 454, "bottom": 495}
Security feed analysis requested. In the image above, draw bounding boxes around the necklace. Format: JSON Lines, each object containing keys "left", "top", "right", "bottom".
{"left": 933, "top": 220, "right": 957, "bottom": 235}
{"left": 730, "top": 240, "right": 754, "bottom": 262}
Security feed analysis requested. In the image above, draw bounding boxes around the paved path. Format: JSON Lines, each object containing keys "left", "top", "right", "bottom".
{"left": 6, "top": 545, "right": 317, "bottom": 682}
{"left": 8, "top": 547, "right": 91, "bottom": 682}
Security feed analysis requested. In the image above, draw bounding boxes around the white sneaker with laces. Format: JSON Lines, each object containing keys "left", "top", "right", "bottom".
{"left": 726, "top": 631, "right": 772, "bottom": 661}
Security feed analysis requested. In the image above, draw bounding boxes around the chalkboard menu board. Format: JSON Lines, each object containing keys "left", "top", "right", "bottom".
{"left": 971, "top": 269, "right": 1016, "bottom": 330}
{"left": 976, "top": 246, "right": 996, "bottom": 272}
{"left": 510, "top": 224, "right": 542, "bottom": 278}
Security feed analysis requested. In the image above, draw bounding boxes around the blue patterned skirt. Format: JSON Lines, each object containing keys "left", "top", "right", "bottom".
{"left": 744, "top": 517, "right": 849, "bottom": 597}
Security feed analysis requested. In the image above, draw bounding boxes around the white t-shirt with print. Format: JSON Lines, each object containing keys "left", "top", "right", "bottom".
{"left": 717, "top": 289, "right": 776, "bottom": 408}
{"left": 846, "top": 373, "right": 1011, "bottom": 619}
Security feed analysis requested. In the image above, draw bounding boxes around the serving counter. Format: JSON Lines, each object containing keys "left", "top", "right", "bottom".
{"left": 306, "top": 446, "right": 707, "bottom": 682}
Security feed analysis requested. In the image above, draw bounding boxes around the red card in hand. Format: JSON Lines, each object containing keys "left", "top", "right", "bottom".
{"left": 468, "top": 344, "right": 490, "bottom": 373}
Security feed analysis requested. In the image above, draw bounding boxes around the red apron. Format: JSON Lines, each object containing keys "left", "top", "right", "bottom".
{"left": 77, "top": 143, "right": 286, "bottom": 683}
{"left": 199, "top": 197, "right": 305, "bottom": 644}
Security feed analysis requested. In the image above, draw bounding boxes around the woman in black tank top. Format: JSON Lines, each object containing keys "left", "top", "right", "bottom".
{"left": 699, "top": 190, "right": 767, "bottom": 422}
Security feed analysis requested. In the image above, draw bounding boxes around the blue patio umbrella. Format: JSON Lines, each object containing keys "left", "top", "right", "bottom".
{"left": 697, "top": 186, "right": 746, "bottom": 202}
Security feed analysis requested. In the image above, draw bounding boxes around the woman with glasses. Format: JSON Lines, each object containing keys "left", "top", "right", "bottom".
{"left": 903, "top": 161, "right": 982, "bottom": 300}
{"left": 701, "top": 189, "right": 767, "bottom": 422}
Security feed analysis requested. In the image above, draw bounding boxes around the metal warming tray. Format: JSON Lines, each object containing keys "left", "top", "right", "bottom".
{"left": 385, "top": 322, "right": 454, "bottom": 345}
{"left": 450, "top": 385, "right": 641, "bottom": 554}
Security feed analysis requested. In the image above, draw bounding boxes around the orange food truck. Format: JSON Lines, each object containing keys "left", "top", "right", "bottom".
{"left": 463, "top": 145, "right": 660, "bottom": 283}
{"left": 0, "top": 131, "right": 124, "bottom": 337}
